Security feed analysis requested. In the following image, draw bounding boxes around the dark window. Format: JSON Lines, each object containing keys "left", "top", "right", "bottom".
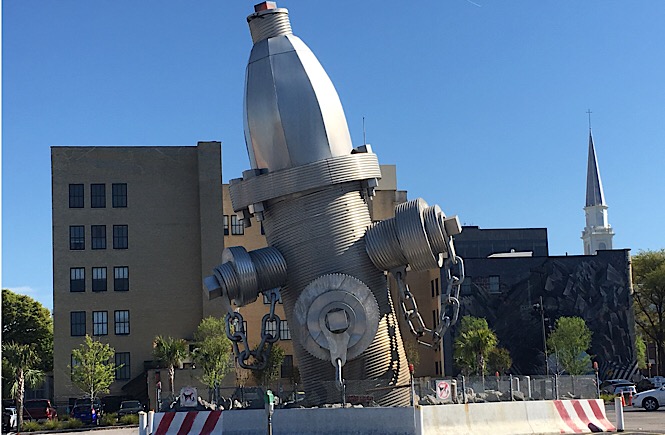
{"left": 91, "top": 225, "right": 106, "bottom": 249}
{"left": 70, "top": 268, "right": 85, "bottom": 292}
{"left": 280, "top": 320, "right": 291, "bottom": 340}
{"left": 265, "top": 320, "right": 278, "bottom": 340}
{"left": 92, "top": 267, "right": 107, "bottom": 292}
{"left": 223, "top": 215, "right": 229, "bottom": 236}
{"left": 489, "top": 276, "right": 500, "bottom": 294}
{"left": 69, "top": 226, "right": 85, "bottom": 250}
{"left": 70, "top": 311, "right": 86, "bottom": 336}
{"left": 231, "top": 215, "right": 244, "bottom": 235}
{"left": 114, "top": 266, "right": 129, "bottom": 291}
{"left": 91, "top": 184, "right": 106, "bottom": 208}
{"left": 113, "top": 225, "right": 128, "bottom": 249}
{"left": 461, "top": 277, "right": 472, "bottom": 296}
{"left": 69, "top": 184, "right": 84, "bottom": 208}
{"left": 115, "top": 352, "right": 131, "bottom": 380}
{"left": 93, "top": 311, "right": 108, "bottom": 336}
{"left": 281, "top": 355, "right": 294, "bottom": 379}
{"left": 112, "top": 183, "right": 127, "bottom": 208}
{"left": 260, "top": 222, "right": 265, "bottom": 235}
{"left": 435, "top": 278, "right": 439, "bottom": 296}
{"left": 114, "top": 310, "right": 130, "bottom": 335}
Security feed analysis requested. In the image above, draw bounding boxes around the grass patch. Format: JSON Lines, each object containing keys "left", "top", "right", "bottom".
{"left": 63, "top": 418, "right": 84, "bottom": 429}
{"left": 42, "top": 419, "right": 63, "bottom": 430}
{"left": 119, "top": 414, "right": 139, "bottom": 425}
{"left": 19, "top": 420, "right": 41, "bottom": 432}
{"left": 101, "top": 412, "right": 118, "bottom": 426}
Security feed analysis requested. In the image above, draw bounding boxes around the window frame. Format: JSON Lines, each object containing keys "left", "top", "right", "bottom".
{"left": 69, "top": 225, "right": 85, "bottom": 250}
{"left": 114, "top": 266, "right": 129, "bottom": 292}
{"left": 231, "top": 214, "right": 244, "bottom": 235}
{"left": 279, "top": 320, "right": 291, "bottom": 340}
{"left": 70, "top": 267, "right": 85, "bottom": 292}
{"left": 91, "top": 225, "right": 107, "bottom": 250}
{"left": 70, "top": 311, "right": 86, "bottom": 336}
{"left": 113, "top": 225, "right": 128, "bottom": 249}
{"left": 223, "top": 215, "right": 229, "bottom": 236}
{"left": 114, "top": 310, "right": 130, "bottom": 335}
{"left": 112, "top": 183, "right": 127, "bottom": 208}
{"left": 114, "top": 352, "right": 131, "bottom": 380}
{"left": 92, "top": 267, "right": 107, "bottom": 292}
{"left": 489, "top": 275, "right": 501, "bottom": 294}
{"left": 92, "top": 311, "right": 108, "bottom": 336}
{"left": 69, "top": 184, "right": 84, "bottom": 208}
{"left": 90, "top": 183, "right": 106, "bottom": 208}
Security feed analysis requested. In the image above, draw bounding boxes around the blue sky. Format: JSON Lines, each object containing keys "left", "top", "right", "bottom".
{"left": 3, "top": 0, "right": 664, "bottom": 310}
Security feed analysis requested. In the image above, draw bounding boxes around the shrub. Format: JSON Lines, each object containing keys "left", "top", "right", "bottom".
{"left": 119, "top": 414, "right": 139, "bottom": 425}
{"left": 600, "top": 393, "right": 615, "bottom": 403}
{"left": 20, "top": 421, "right": 41, "bottom": 432}
{"left": 101, "top": 412, "right": 118, "bottom": 426}
{"left": 43, "top": 419, "right": 63, "bottom": 430}
{"left": 64, "top": 418, "right": 84, "bottom": 429}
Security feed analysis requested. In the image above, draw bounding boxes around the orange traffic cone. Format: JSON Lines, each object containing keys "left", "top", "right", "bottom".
{"left": 627, "top": 391, "right": 633, "bottom": 406}
{"left": 620, "top": 392, "right": 626, "bottom": 407}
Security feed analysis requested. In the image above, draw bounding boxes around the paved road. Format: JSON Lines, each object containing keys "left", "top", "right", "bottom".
{"left": 606, "top": 404, "right": 665, "bottom": 434}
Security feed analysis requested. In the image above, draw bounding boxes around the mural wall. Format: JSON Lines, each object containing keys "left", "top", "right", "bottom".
{"left": 445, "top": 249, "right": 636, "bottom": 378}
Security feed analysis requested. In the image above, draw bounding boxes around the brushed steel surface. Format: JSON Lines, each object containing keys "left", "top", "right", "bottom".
{"left": 395, "top": 199, "right": 441, "bottom": 271}
{"left": 293, "top": 273, "right": 380, "bottom": 363}
{"left": 244, "top": 31, "right": 353, "bottom": 172}
{"left": 229, "top": 153, "right": 381, "bottom": 212}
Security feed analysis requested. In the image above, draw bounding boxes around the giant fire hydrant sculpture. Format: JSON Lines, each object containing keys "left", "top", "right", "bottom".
{"left": 205, "top": 2, "right": 464, "bottom": 407}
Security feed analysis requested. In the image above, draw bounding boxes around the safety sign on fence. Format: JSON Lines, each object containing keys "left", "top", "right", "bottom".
{"left": 435, "top": 379, "right": 451, "bottom": 402}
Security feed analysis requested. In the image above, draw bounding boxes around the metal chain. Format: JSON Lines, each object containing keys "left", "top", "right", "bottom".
{"left": 225, "top": 287, "right": 282, "bottom": 370}
{"left": 394, "top": 255, "right": 465, "bottom": 350}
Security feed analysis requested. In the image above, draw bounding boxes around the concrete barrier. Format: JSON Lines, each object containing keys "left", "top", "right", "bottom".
{"left": 417, "top": 399, "right": 614, "bottom": 434}
{"left": 148, "top": 399, "right": 614, "bottom": 434}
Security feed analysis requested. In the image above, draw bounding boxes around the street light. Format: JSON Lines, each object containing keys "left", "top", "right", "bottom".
{"left": 533, "top": 296, "right": 550, "bottom": 375}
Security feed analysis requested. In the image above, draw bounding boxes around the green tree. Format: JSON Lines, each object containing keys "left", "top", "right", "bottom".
{"left": 547, "top": 316, "right": 592, "bottom": 375}
{"left": 70, "top": 335, "right": 117, "bottom": 400}
{"left": 2, "top": 342, "right": 44, "bottom": 432}
{"left": 192, "top": 317, "right": 234, "bottom": 401}
{"left": 632, "top": 249, "right": 665, "bottom": 375}
{"left": 487, "top": 347, "right": 512, "bottom": 375}
{"left": 251, "top": 344, "right": 285, "bottom": 387}
{"left": 153, "top": 336, "right": 189, "bottom": 396}
{"left": 454, "top": 316, "right": 498, "bottom": 380}
{"left": 1, "top": 289, "right": 53, "bottom": 373}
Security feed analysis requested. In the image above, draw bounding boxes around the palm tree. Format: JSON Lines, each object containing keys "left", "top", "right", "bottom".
{"left": 153, "top": 336, "right": 189, "bottom": 397}
{"left": 454, "top": 317, "right": 498, "bottom": 385}
{"left": 2, "top": 342, "right": 44, "bottom": 432}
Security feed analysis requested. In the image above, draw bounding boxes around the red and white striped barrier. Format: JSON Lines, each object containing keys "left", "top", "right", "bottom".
{"left": 152, "top": 410, "right": 222, "bottom": 435}
{"left": 554, "top": 399, "right": 616, "bottom": 433}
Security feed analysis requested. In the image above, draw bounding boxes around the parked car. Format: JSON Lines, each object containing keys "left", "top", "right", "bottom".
{"left": 600, "top": 379, "right": 636, "bottom": 395}
{"left": 70, "top": 405, "right": 99, "bottom": 425}
{"left": 74, "top": 397, "right": 103, "bottom": 416}
{"left": 632, "top": 385, "right": 665, "bottom": 411}
{"left": 3, "top": 407, "right": 17, "bottom": 432}
{"left": 613, "top": 384, "right": 637, "bottom": 396}
{"left": 22, "top": 399, "right": 57, "bottom": 422}
{"left": 117, "top": 400, "right": 143, "bottom": 417}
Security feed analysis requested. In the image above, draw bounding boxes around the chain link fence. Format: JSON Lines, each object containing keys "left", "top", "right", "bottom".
{"left": 211, "top": 375, "right": 600, "bottom": 409}
{"left": 414, "top": 375, "right": 600, "bottom": 405}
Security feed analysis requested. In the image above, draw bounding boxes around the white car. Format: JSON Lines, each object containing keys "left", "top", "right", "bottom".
{"left": 632, "top": 385, "right": 665, "bottom": 411}
{"left": 3, "top": 407, "right": 17, "bottom": 432}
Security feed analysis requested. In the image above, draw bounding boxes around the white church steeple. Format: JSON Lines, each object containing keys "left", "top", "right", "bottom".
{"left": 581, "top": 119, "right": 614, "bottom": 255}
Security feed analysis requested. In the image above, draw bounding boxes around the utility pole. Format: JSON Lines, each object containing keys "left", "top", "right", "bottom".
{"left": 533, "top": 296, "right": 549, "bottom": 375}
